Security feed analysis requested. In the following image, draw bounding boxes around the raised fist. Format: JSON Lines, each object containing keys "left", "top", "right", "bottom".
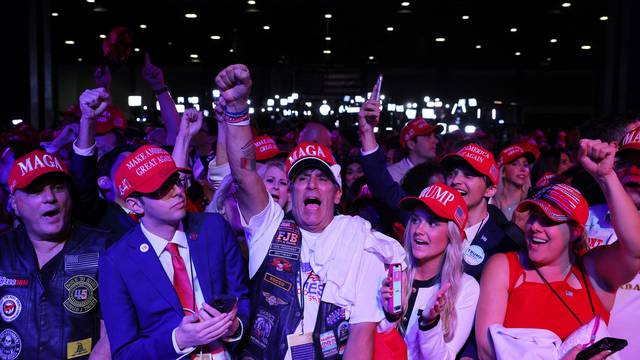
{"left": 578, "top": 139, "right": 616, "bottom": 180}
{"left": 79, "top": 87, "right": 109, "bottom": 120}
{"left": 180, "top": 108, "right": 203, "bottom": 139}
{"left": 214, "top": 64, "right": 251, "bottom": 112}
{"left": 142, "top": 52, "right": 166, "bottom": 92}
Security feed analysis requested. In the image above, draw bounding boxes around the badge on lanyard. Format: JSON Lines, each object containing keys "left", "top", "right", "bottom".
{"left": 287, "top": 332, "right": 314, "bottom": 360}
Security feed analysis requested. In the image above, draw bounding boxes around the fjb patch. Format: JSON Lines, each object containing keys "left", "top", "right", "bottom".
{"left": 0, "top": 296, "right": 21, "bottom": 322}
{"left": 0, "top": 276, "right": 28, "bottom": 288}
{"left": 64, "top": 275, "right": 98, "bottom": 314}
{"left": 250, "top": 311, "right": 275, "bottom": 349}
{"left": 0, "top": 328, "right": 22, "bottom": 360}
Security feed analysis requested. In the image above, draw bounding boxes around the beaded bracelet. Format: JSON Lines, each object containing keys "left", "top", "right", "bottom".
{"left": 224, "top": 113, "right": 250, "bottom": 126}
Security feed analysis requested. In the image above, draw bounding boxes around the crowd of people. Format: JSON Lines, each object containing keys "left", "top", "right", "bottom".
{"left": 0, "top": 58, "right": 639, "bottom": 360}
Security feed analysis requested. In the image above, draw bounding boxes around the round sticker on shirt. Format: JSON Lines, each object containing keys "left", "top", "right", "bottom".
{"left": 463, "top": 245, "right": 485, "bottom": 266}
{"left": 1, "top": 296, "right": 21, "bottom": 322}
{"left": 0, "top": 328, "right": 22, "bottom": 360}
{"left": 64, "top": 275, "right": 98, "bottom": 314}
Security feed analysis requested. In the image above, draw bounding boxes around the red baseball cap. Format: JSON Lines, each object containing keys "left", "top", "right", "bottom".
{"left": 617, "top": 126, "right": 640, "bottom": 157}
{"left": 64, "top": 104, "right": 126, "bottom": 134}
{"left": 254, "top": 135, "right": 287, "bottom": 162}
{"left": 114, "top": 145, "right": 188, "bottom": 199}
{"left": 441, "top": 143, "right": 500, "bottom": 186}
{"left": 499, "top": 143, "right": 539, "bottom": 165}
{"left": 399, "top": 118, "right": 444, "bottom": 149}
{"left": 517, "top": 183, "right": 589, "bottom": 227}
{"left": 285, "top": 142, "right": 342, "bottom": 188}
{"left": 8, "top": 150, "right": 70, "bottom": 194}
{"left": 399, "top": 183, "right": 468, "bottom": 236}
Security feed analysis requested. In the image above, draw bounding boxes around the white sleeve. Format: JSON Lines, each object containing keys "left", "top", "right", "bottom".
{"left": 360, "top": 145, "right": 379, "bottom": 156}
{"left": 239, "top": 195, "right": 284, "bottom": 278}
{"left": 349, "top": 251, "right": 386, "bottom": 324}
{"left": 416, "top": 275, "right": 480, "bottom": 360}
{"left": 72, "top": 139, "right": 96, "bottom": 156}
{"left": 207, "top": 159, "right": 231, "bottom": 183}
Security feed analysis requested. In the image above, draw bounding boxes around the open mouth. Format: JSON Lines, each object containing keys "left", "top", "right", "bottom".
{"left": 42, "top": 209, "right": 61, "bottom": 219}
{"left": 414, "top": 238, "right": 430, "bottom": 246}
{"left": 303, "top": 196, "right": 321, "bottom": 209}
{"left": 530, "top": 237, "right": 549, "bottom": 245}
{"left": 270, "top": 193, "right": 280, "bottom": 201}
{"left": 454, "top": 188, "right": 468, "bottom": 197}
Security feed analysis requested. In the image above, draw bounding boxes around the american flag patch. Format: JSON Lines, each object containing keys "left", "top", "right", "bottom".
{"left": 454, "top": 206, "right": 466, "bottom": 226}
{"left": 65, "top": 253, "right": 99, "bottom": 273}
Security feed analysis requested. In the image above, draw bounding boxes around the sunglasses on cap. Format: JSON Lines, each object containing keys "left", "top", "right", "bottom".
{"left": 147, "top": 173, "right": 188, "bottom": 199}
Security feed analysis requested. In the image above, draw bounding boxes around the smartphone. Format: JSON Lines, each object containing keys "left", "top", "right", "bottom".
{"left": 576, "top": 337, "right": 628, "bottom": 360}
{"left": 372, "top": 74, "right": 383, "bottom": 101}
{"left": 208, "top": 295, "right": 238, "bottom": 314}
{"left": 387, "top": 263, "right": 403, "bottom": 314}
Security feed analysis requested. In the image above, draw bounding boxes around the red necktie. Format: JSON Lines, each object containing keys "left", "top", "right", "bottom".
{"left": 165, "top": 243, "right": 195, "bottom": 315}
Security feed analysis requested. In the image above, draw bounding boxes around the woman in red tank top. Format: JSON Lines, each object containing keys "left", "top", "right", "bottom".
{"left": 475, "top": 140, "right": 640, "bottom": 360}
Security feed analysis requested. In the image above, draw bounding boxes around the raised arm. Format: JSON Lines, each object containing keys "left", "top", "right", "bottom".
{"left": 580, "top": 139, "right": 640, "bottom": 291}
{"left": 214, "top": 64, "right": 268, "bottom": 221}
{"left": 142, "top": 53, "right": 180, "bottom": 146}
{"left": 172, "top": 108, "right": 203, "bottom": 168}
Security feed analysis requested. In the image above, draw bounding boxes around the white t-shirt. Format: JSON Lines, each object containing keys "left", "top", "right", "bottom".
{"left": 586, "top": 204, "right": 640, "bottom": 360}
{"left": 241, "top": 196, "right": 392, "bottom": 359}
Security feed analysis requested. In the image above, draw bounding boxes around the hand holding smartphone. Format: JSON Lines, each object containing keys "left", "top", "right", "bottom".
{"left": 576, "top": 337, "right": 627, "bottom": 360}
{"left": 387, "top": 263, "right": 403, "bottom": 315}
{"left": 207, "top": 294, "right": 238, "bottom": 314}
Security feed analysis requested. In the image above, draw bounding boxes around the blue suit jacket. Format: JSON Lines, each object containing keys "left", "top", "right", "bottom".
{"left": 99, "top": 212, "right": 250, "bottom": 360}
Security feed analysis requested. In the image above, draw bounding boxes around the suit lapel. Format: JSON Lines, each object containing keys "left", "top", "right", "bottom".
{"left": 127, "top": 226, "right": 183, "bottom": 316}
{"left": 185, "top": 217, "right": 213, "bottom": 303}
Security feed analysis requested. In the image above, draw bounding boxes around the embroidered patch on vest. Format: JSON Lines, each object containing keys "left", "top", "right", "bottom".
{"left": 64, "top": 253, "right": 99, "bottom": 273}
{"left": 0, "top": 276, "right": 28, "bottom": 288}
{"left": 67, "top": 338, "right": 92, "bottom": 359}
{"left": 0, "top": 296, "right": 21, "bottom": 322}
{"left": 63, "top": 275, "right": 98, "bottom": 314}
{"left": 262, "top": 291, "right": 288, "bottom": 306}
{"left": 264, "top": 273, "right": 292, "bottom": 292}
{"left": 319, "top": 331, "right": 338, "bottom": 357}
{"left": 0, "top": 329, "right": 22, "bottom": 360}
{"left": 325, "top": 307, "right": 346, "bottom": 327}
{"left": 250, "top": 310, "right": 275, "bottom": 349}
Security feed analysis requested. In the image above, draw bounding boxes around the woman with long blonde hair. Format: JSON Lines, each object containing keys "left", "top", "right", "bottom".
{"left": 380, "top": 183, "right": 480, "bottom": 359}
{"left": 491, "top": 144, "right": 538, "bottom": 220}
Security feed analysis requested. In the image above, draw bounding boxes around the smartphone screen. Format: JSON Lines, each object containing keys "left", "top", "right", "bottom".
{"left": 373, "top": 74, "right": 383, "bottom": 101}
{"left": 391, "top": 264, "right": 402, "bottom": 313}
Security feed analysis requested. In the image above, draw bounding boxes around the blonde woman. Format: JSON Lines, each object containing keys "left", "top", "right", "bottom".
{"left": 491, "top": 144, "right": 538, "bottom": 220}
{"left": 380, "top": 183, "right": 480, "bottom": 359}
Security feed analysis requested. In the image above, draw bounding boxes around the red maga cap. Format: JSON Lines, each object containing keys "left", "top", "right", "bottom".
{"left": 441, "top": 143, "right": 500, "bottom": 186}
{"left": 517, "top": 183, "right": 588, "bottom": 226}
{"left": 285, "top": 142, "right": 341, "bottom": 188}
{"left": 618, "top": 126, "right": 640, "bottom": 156}
{"left": 114, "top": 145, "right": 187, "bottom": 199}
{"left": 399, "top": 118, "right": 444, "bottom": 149}
{"left": 8, "top": 150, "right": 70, "bottom": 194}
{"left": 499, "top": 143, "right": 539, "bottom": 166}
{"left": 254, "top": 135, "right": 287, "bottom": 161}
{"left": 399, "top": 183, "right": 468, "bottom": 236}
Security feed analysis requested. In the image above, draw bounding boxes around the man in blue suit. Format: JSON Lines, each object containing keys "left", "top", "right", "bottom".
{"left": 99, "top": 144, "right": 249, "bottom": 360}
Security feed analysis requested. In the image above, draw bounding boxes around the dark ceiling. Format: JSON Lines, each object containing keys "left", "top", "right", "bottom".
{"left": 49, "top": 0, "right": 611, "bottom": 69}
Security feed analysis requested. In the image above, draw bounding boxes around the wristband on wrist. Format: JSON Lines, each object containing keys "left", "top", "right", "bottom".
{"left": 418, "top": 314, "right": 440, "bottom": 331}
{"left": 154, "top": 86, "right": 169, "bottom": 96}
{"left": 223, "top": 108, "right": 249, "bottom": 118}
{"left": 224, "top": 113, "right": 250, "bottom": 126}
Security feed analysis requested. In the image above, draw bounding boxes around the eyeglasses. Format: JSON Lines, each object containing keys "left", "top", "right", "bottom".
{"left": 148, "top": 173, "right": 188, "bottom": 199}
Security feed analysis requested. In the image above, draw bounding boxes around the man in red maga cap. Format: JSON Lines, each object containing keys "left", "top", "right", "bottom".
{"left": 386, "top": 117, "right": 443, "bottom": 183}
{"left": 0, "top": 150, "right": 112, "bottom": 359}
{"left": 217, "top": 64, "right": 405, "bottom": 360}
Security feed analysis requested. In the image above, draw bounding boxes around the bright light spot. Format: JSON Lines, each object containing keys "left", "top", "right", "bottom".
{"left": 436, "top": 123, "right": 447, "bottom": 134}
{"left": 510, "top": 27, "right": 518, "bottom": 32}
{"left": 600, "top": 16, "right": 608, "bottom": 21}
{"left": 64, "top": 40, "right": 75, "bottom": 45}
{"left": 581, "top": 45, "right": 592, "bottom": 50}
{"left": 134, "top": 48, "right": 140, "bottom": 52}
{"left": 477, "top": 109, "right": 481, "bottom": 119}
{"left": 177, "top": 97, "right": 185, "bottom": 104}
{"left": 401, "top": 2, "right": 410, "bottom": 7}
{"left": 51, "top": 12, "right": 59, "bottom": 16}
{"left": 263, "top": 25, "right": 270, "bottom": 30}
{"left": 464, "top": 125, "right": 477, "bottom": 134}
{"left": 396, "top": 105, "right": 405, "bottom": 113}
{"left": 491, "top": 109, "right": 497, "bottom": 119}
{"left": 188, "top": 96, "right": 199, "bottom": 104}
{"left": 494, "top": 100, "right": 503, "bottom": 104}
{"left": 203, "top": 110, "right": 210, "bottom": 117}
{"left": 387, "top": 104, "right": 396, "bottom": 111}
{"left": 212, "top": 89, "right": 220, "bottom": 98}
{"left": 11, "top": 119, "right": 23, "bottom": 126}
{"left": 267, "top": 99, "right": 275, "bottom": 106}
{"left": 193, "top": 104, "right": 200, "bottom": 111}
{"left": 369, "top": 56, "right": 374, "bottom": 60}
{"left": 128, "top": 96, "right": 142, "bottom": 107}
{"left": 550, "top": 38, "right": 558, "bottom": 43}
{"left": 373, "top": 127, "right": 380, "bottom": 133}
{"left": 99, "top": 34, "right": 106, "bottom": 39}
{"left": 321, "top": 99, "right": 326, "bottom": 103}
{"left": 140, "top": 24, "right": 147, "bottom": 29}
{"left": 325, "top": 36, "right": 332, "bottom": 41}
{"left": 462, "top": 15, "right": 470, "bottom": 20}
{"left": 324, "top": 14, "right": 332, "bottom": 19}
{"left": 386, "top": 127, "right": 393, "bottom": 131}
{"left": 498, "top": 119, "right": 505, "bottom": 124}
{"left": 422, "top": 109, "right": 436, "bottom": 119}
{"left": 406, "top": 109, "right": 417, "bottom": 119}
{"left": 143, "top": 105, "right": 148, "bottom": 110}
{"left": 77, "top": 58, "right": 83, "bottom": 62}
{"left": 561, "top": 2, "right": 571, "bottom": 7}
{"left": 279, "top": 99, "right": 288, "bottom": 106}
{"left": 435, "top": 37, "right": 446, "bottom": 42}
{"left": 305, "top": 102, "right": 312, "bottom": 107}
{"left": 386, "top": 27, "right": 394, "bottom": 31}
{"left": 434, "top": 101, "right": 443, "bottom": 107}
{"left": 468, "top": 98, "right": 477, "bottom": 107}
{"left": 211, "top": 35, "right": 221, "bottom": 40}
{"left": 248, "top": 0, "right": 256, "bottom": 4}
{"left": 515, "top": 51, "right": 521, "bottom": 56}
{"left": 267, "top": 107, "right": 273, "bottom": 111}
{"left": 448, "top": 125, "right": 459, "bottom": 133}
{"left": 475, "top": 44, "right": 482, "bottom": 49}
{"left": 190, "top": 54, "right": 198, "bottom": 59}
{"left": 176, "top": 104, "right": 185, "bottom": 113}
{"left": 185, "top": 13, "right": 198, "bottom": 18}
{"left": 380, "top": 94, "right": 386, "bottom": 100}
{"left": 156, "top": 101, "right": 161, "bottom": 110}
{"left": 355, "top": 96, "right": 365, "bottom": 103}
{"left": 323, "top": 50, "right": 331, "bottom": 54}
{"left": 319, "top": 104, "right": 331, "bottom": 116}
{"left": 547, "top": 57, "right": 552, "bottom": 61}
{"left": 86, "top": 0, "right": 95, "bottom": 3}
